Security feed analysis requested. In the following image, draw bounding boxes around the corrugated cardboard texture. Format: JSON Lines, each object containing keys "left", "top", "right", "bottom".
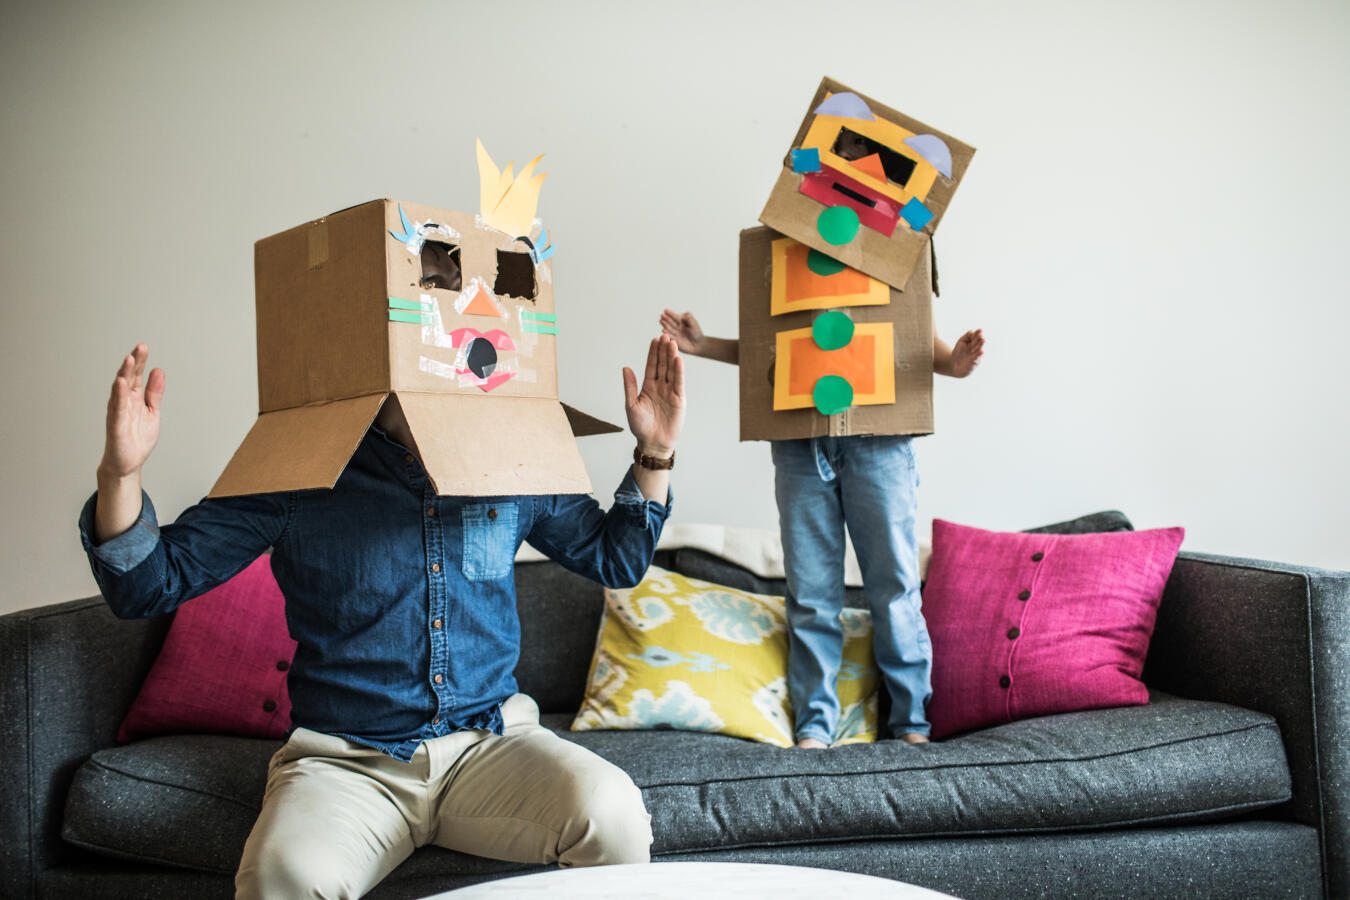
{"left": 397, "top": 392, "right": 594, "bottom": 496}
{"left": 758, "top": 76, "right": 975, "bottom": 291}
{"left": 739, "top": 226, "right": 933, "bottom": 442}
{"left": 210, "top": 394, "right": 387, "bottom": 497}
{"left": 256, "top": 201, "right": 390, "bottom": 413}
{"left": 383, "top": 200, "right": 560, "bottom": 400}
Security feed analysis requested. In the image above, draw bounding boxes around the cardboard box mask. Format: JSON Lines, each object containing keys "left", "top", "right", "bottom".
{"left": 211, "top": 143, "right": 620, "bottom": 499}
{"left": 759, "top": 77, "right": 975, "bottom": 290}
{"left": 738, "top": 225, "right": 933, "bottom": 442}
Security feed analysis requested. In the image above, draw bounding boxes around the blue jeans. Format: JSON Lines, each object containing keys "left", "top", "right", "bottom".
{"left": 772, "top": 435, "right": 931, "bottom": 743}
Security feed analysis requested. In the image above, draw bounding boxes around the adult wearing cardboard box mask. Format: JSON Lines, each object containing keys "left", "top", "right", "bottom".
{"left": 79, "top": 147, "right": 685, "bottom": 898}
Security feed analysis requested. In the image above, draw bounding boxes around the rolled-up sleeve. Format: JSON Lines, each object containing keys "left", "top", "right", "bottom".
{"left": 78, "top": 489, "right": 291, "bottom": 619}
{"left": 525, "top": 470, "right": 672, "bottom": 588}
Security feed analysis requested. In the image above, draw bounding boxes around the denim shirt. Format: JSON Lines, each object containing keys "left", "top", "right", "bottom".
{"left": 79, "top": 426, "right": 671, "bottom": 761}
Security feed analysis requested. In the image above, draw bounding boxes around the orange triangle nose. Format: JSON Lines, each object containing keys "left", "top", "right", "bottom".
{"left": 852, "top": 152, "right": 887, "bottom": 183}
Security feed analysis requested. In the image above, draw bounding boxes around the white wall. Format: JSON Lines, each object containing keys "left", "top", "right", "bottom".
{"left": 3, "top": 0, "right": 1347, "bottom": 614}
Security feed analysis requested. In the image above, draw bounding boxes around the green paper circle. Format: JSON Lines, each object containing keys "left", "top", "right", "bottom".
{"left": 812, "top": 310, "right": 855, "bottom": 351}
{"left": 806, "top": 249, "right": 846, "bottom": 276}
{"left": 813, "top": 375, "right": 853, "bottom": 416}
{"left": 816, "top": 206, "right": 860, "bottom": 245}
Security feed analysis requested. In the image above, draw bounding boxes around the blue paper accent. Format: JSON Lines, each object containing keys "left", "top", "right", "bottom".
{"left": 813, "top": 91, "right": 875, "bottom": 121}
{"left": 530, "top": 225, "right": 555, "bottom": 264}
{"left": 389, "top": 202, "right": 416, "bottom": 243}
{"left": 791, "top": 147, "right": 821, "bottom": 173}
{"left": 900, "top": 197, "right": 935, "bottom": 231}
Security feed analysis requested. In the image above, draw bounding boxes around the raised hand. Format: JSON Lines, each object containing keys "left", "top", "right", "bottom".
{"left": 101, "top": 343, "right": 166, "bottom": 478}
{"left": 948, "top": 328, "right": 985, "bottom": 378}
{"left": 659, "top": 309, "right": 705, "bottom": 356}
{"left": 623, "top": 334, "right": 685, "bottom": 458}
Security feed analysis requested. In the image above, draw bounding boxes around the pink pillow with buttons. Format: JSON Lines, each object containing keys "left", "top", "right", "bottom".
{"left": 117, "top": 554, "right": 296, "bottom": 742}
{"left": 921, "top": 519, "right": 1185, "bottom": 740}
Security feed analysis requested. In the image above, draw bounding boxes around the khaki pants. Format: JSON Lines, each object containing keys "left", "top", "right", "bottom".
{"left": 235, "top": 694, "right": 652, "bottom": 899}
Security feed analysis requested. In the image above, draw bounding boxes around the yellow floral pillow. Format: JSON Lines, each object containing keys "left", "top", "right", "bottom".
{"left": 570, "top": 566, "right": 878, "bottom": 747}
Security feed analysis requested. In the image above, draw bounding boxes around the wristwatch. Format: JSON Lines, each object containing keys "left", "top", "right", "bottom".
{"left": 633, "top": 446, "right": 675, "bottom": 470}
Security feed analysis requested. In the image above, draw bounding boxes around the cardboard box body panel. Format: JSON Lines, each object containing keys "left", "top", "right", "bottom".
{"left": 758, "top": 77, "right": 975, "bottom": 291}
{"left": 213, "top": 199, "right": 616, "bottom": 499}
{"left": 739, "top": 226, "right": 933, "bottom": 443}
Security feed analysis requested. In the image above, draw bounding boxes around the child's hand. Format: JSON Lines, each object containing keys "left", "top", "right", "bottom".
{"left": 948, "top": 328, "right": 985, "bottom": 378}
{"left": 660, "top": 309, "right": 705, "bottom": 356}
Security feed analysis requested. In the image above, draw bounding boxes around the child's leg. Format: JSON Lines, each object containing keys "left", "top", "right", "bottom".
{"left": 771, "top": 438, "right": 848, "bottom": 746}
{"left": 837, "top": 435, "right": 931, "bottom": 738}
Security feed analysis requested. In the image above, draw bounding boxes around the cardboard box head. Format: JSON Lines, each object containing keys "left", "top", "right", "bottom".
{"left": 759, "top": 77, "right": 975, "bottom": 290}
{"left": 738, "top": 226, "right": 933, "bottom": 442}
{"left": 211, "top": 143, "right": 620, "bottom": 498}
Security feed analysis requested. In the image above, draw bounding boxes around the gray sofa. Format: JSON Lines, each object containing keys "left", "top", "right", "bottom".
{"left": 3, "top": 511, "right": 1347, "bottom": 899}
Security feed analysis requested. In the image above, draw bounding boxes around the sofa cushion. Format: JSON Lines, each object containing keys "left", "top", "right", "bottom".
{"left": 62, "top": 693, "right": 1289, "bottom": 872}
{"left": 117, "top": 554, "right": 296, "bottom": 742}
{"left": 570, "top": 566, "right": 879, "bottom": 747}
{"left": 922, "top": 519, "right": 1185, "bottom": 738}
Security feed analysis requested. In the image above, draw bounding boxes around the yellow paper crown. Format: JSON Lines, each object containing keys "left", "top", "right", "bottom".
{"left": 477, "top": 138, "right": 547, "bottom": 237}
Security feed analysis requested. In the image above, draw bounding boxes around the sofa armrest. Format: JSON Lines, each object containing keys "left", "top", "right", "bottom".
{"left": 0, "top": 597, "right": 170, "bottom": 900}
{"left": 1143, "top": 551, "right": 1350, "bottom": 899}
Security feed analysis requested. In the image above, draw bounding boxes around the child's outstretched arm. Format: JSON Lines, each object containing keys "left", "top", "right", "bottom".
{"left": 934, "top": 324, "right": 984, "bottom": 378}
{"left": 660, "top": 309, "right": 739, "bottom": 365}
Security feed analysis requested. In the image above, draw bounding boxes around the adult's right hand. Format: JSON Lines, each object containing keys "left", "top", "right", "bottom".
{"left": 100, "top": 343, "right": 165, "bottom": 479}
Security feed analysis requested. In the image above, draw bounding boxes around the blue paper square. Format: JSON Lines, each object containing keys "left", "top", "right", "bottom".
{"left": 900, "top": 197, "right": 935, "bottom": 231}
{"left": 791, "top": 148, "right": 821, "bottom": 174}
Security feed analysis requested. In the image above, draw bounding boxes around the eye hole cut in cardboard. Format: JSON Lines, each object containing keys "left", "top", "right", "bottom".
{"left": 494, "top": 249, "right": 536, "bottom": 300}
{"left": 830, "top": 127, "right": 917, "bottom": 188}
{"left": 420, "top": 239, "right": 462, "bottom": 291}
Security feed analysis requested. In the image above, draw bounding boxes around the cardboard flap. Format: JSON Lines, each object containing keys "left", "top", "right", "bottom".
{"left": 396, "top": 393, "right": 595, "bottom": 496}
{"left": 561, "top": 402, "right": 623, "bottom": 437}
{"left": 209, "top": 394, "right": 387, "bottom": 498}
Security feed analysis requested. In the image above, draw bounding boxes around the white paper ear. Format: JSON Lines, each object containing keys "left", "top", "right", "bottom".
{"left": 813, "top": 91, "right": 876, "bottom": 121}
{"left": 903, "top": 134, "right": 954, "bottom": 179}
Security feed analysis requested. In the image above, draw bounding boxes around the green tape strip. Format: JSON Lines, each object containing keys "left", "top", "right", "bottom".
{"left": 388, "top": 310, "right": 431, "bottom": 325}
{"left": 523, "top": 323, "right": 561, "bottom": 335}
{"left": 521, "top": 311, "right": 558, "bottom": 323}
{"left": 388, "top": 297, "right": 431, "bottom": 312}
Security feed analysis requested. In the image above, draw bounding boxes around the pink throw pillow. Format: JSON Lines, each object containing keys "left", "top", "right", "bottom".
{"left": 117, "top": 554, "right": 296, "bottom": 742}
{"left": 921, "top": 519, "right": 1185, "bottom": 739}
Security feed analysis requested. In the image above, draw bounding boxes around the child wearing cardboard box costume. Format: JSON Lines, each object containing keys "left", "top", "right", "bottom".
{"left": 663, "top": 79, "right": 981, "bottom": 748}
{"left": 80, "top": 143, "right": 684, "bottom": 898}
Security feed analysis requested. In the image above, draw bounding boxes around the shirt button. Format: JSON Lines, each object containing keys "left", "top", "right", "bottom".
{"left": 488, "top": 508, "right": 498, "bottom": 520}
{"left": 427, "top": 507, "right": 435, "bottom": 517}
{"left": 276, "top": 660, "right": 290, "bottom": 671}
{"left": 431, "top": 563, "right": 441, "bottom": 573}
{"left": 1007, "top": 627, "right": 1021, "bottom": 640}
{"left": 1031, "top": 552, "right": 1045, "bottom": 562}
{"left": 999, "top": 675, "right": 1012, "bottom": 689}
{"left": 432, "top": 619, "right": 443, "bottom": 629}
{"left": 433, "top": 718, "right": 441, "bottom": 726}
{"left": 433, "top": 674, "right": 444, "bottom": 684}
{"left": 1018, "top": 590, "right": 1031, "bottom": 601}
{"left": 405, "top": 454, "right": 415, "bottom": 464}
{"left": 262, "top": 699, "right": 277, "bottom": 712}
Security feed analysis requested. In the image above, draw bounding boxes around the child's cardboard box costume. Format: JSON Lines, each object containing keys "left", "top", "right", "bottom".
{"left": 741, "top": 78, "right": 974, "bottom": 442}
{"left": 211, "top": 142, "right": 618, "bottom": 499}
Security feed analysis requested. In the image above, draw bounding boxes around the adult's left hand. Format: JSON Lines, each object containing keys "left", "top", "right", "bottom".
{"left": 623, "top": 334, "right": 685, "bottom": 458}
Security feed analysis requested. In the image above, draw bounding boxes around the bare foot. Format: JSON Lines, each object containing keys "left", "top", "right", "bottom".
{"left": 796, "top": 738, "right": 829, "bottom": 749}
{"left": 899, "top": 733, "right": 930, "bottom": 745}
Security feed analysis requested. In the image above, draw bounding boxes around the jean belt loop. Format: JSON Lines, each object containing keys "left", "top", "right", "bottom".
{"left": 811, "top": 437, "right": 837, "bottom": 482}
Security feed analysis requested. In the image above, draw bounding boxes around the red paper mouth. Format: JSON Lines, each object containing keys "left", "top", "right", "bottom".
{"left": 448, "top": 328, "right": 517, "bottom": 392}
{"left": 799, "top": 165, "right": 901, "bottom": 238}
